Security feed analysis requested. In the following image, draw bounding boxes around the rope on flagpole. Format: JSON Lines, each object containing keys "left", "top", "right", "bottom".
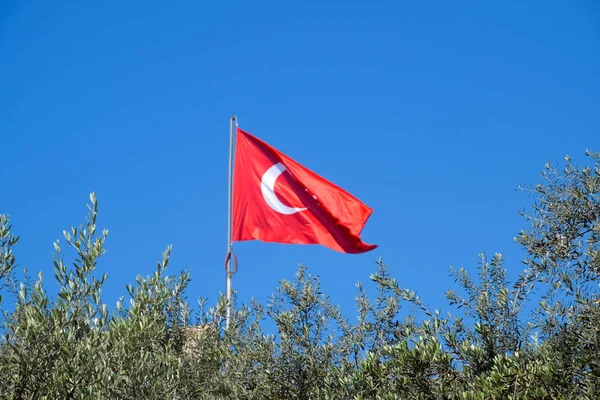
{"left": 224, "top": 250, "right": 239, "bottom": 275}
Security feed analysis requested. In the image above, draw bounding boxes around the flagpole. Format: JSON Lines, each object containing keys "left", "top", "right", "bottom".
{"left": 226, "top": 115, "right": 236, "bottom": 329}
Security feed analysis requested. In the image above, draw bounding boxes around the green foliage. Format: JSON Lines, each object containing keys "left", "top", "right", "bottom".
{"left": 1, "top": 151, "right": 599, "bottom": 399}
{"left": 0, "top": 215, "right": 19, "bottom": 306}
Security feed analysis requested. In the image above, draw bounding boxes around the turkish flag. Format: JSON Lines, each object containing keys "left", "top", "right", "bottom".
{"left": 232, "top": 127, "right": 377, "bottom": 254}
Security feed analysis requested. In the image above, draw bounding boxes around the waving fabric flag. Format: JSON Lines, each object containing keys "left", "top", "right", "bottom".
{"left": 232, "top": 127, "right": 377, "bottom": 254}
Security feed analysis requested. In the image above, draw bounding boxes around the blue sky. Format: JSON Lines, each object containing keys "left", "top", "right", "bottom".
{"left": 1, "top": 1, "right": 599, "bottom": 326}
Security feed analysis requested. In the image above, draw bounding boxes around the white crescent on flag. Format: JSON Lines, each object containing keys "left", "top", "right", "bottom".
{"left": 260, "top": 163, "right": 307, "bottom": 215}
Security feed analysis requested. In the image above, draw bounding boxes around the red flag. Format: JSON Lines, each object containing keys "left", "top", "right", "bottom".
{"left": 232, "top": 127, "right": 377, "bottom": 254}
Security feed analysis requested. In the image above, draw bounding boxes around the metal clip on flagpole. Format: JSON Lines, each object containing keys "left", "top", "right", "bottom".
{"left": 225, "top": 115, "right": 237, "bottom": 329}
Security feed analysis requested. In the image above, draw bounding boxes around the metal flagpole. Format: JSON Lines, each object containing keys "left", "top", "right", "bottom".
{"left": 226, "top": 115, "right": 236, "bottom": 329}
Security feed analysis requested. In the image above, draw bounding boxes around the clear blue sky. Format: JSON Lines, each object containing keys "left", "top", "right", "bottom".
{"left": 1, "top": 1, "right": 599, "bottom": 325}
